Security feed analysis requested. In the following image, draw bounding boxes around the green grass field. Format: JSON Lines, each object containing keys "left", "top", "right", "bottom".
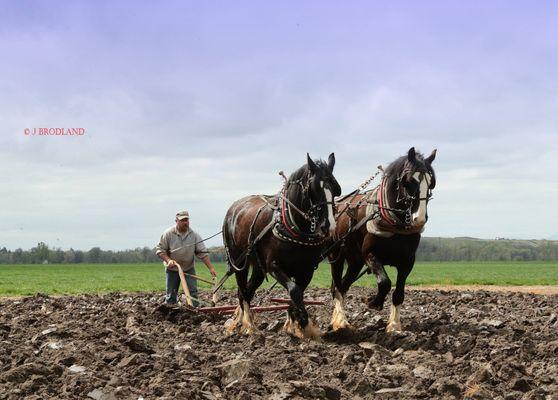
{"left": 0, "top": 262, "right": 557, "bottom": 296}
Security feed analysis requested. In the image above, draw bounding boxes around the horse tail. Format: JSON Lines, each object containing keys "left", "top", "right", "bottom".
{"left": 222, "top": 213, "right": 235, "bottom": 273}
{"left": 222, "top": 204, "right": 246, "bottom": 273}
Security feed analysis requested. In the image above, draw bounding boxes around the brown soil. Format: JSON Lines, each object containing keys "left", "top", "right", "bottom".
{"left": 1, "top": 288, "right": 557, "bottom": 399}
{"left": 409, "top": 285, "right": 558, "bottom": 295}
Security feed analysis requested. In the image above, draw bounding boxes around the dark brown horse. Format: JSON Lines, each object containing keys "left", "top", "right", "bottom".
{"left": 223, "top": 154, "right": 341, "bottom": 338}
{"left": 329, "top": 147, "right": 436, "bottom": 332}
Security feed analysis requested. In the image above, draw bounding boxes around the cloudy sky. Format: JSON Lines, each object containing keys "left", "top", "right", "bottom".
{"left": 1, "top": 1, "right": 557, "bottom": 250}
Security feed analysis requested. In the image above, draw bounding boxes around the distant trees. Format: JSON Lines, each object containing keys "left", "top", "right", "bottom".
{"left": 416, "top": 237, "right": 558, "bottom": 262}
{"left": 87, "top": 247, "right": 102, "bottom": 263}
{"left": 0, "top": 243, "right": 161, "bottom": 264}
{"left": 1, "top": 238, "right": 558, "bottom": 264}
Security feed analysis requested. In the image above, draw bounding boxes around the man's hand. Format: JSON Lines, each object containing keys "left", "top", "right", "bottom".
{"left": 201, "top": 255, "right": 217, "bottom": 278}
{"left": 165, "top": 259, "right": 179, "bottom": 271}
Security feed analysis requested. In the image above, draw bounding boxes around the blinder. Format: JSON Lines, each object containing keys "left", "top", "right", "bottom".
{"left": 284, "top": 171, "right": 339, "bottom": 234}
{"left": 392, "top": 166, "right": 435, "bottom": 225}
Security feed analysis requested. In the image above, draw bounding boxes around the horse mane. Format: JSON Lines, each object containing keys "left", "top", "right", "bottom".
{"left": 288, "top": 159, "right": 329, "bottom": 183}
{"left": 285, "top": 159, "right": 330, "bottom": 205}
{"left": 383, "top": 151, "right": 435, "bottom": 187}
{"left": 288, "top": 164, "right": 310, "bottom": 184}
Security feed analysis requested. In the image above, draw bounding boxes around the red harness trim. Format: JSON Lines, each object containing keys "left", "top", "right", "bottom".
{"left": 378, "top": 177, "right": 398, "bottom": 226}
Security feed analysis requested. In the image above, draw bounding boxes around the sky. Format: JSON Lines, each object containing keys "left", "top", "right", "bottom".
{"left": 1, "top": 1, "right": 557, "bottom": 251}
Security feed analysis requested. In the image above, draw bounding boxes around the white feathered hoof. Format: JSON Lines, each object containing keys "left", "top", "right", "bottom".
{"left": 330, "top": 307, "right": 353, "bottom": 331}
{"left": 386, "top": 304, "right": 402, "bottom": 333}
{"left": 239, "top": 308, "right": 257, "bottom": 335}
{"left": 284, "top": 314, "right": 321, "bottom": 340}
{"left": 331, "top": 291, "right": 352, "bottom": 331}
{"left": 386, "top": 321, "right": 402, "bottom": 333}
{"left": 330, "top": 316, "right": 353, "bottom": 332}
{"left": 226, "top": 303, "right": 258, "bottom": 335}
{"left": 225, "top": 306, "right": 242, "bottom": 335}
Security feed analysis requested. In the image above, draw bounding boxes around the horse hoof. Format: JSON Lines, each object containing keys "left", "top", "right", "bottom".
{"left": 386, "top": 322, "right": 402, "bottom": 333}
{"left": 331, "top": 321, "right": 354, "bottom": 332}
{"left": 225, "top": 319, "right": 238, "bottom": 335}
{"left": 298, "top": 322, "right": 322, "bottom": 340}
{"left": 364, "top": 296, "right": 384, "bottom": 311}
{"left": 240, "top": 321, "right": 258, "bottom": 336}
{"left": 285, "top": 317, "right": 321, "bottom": 340}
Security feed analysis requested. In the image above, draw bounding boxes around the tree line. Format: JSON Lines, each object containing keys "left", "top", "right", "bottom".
{"left": 1, "top": 237, "right": 557, "bottom": 264}
{"left": 417, "top": 237, "right": 558, "bottom": 262}
{"left": 0, "top": 242, "right": 228, "bottom": 265}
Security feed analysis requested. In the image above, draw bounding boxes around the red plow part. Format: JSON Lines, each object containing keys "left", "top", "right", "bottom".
{"left": 198, "top": 305, "right": 290, "bottom": 315}
{"left": 197, "top": 298, "right": 324, "bottom": 314}
{"left": 269, "top": 298, "right": 325, "bottom": 305}
{"left": 197, "top": 305, "right": 237, "bottom": 313}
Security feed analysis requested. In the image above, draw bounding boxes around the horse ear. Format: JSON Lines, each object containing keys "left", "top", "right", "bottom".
{"left": 407, "top": 147, "right": 416, "bottom": 163}
{"left": 307, "top": 153, "right": 317, "bottom": 174}
{"left": 327, "top": 153, "right": 335, "bottom": 172}
{"left": 426, "top": 149, "right": 437, "bottom": 165}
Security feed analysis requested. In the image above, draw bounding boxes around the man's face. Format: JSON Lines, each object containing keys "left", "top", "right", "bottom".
{"left": 176, "top": 218, "right": 189, "bottom": 231}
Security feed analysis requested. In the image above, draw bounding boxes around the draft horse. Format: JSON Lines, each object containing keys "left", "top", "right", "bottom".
{"left": 329, "top": 147, "right": 436, "bottom": 332}
{"left": 223, "top": 154, "right": 341, "bottom": 338}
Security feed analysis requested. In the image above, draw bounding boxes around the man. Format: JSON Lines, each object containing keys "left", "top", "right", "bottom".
{"left": 156, "top": 210, "right": 217, "bottom": 306}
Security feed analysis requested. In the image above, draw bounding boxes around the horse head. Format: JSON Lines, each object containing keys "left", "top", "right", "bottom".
{"left": 386, "top": 147, "right": 437, "bottom": 227}
{"left": 307, "top": 153, "right": 341, "bottom": 235}
{"left": 286, "top": 153, "right": 341, "bottom": 236}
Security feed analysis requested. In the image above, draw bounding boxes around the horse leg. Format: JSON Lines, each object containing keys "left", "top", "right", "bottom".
{"left": 293, "top": 270, "right": 321, "bottom": 339}
{"left": 364, "top": 254, "right": 392, "bottom": 311}
{"left": 238, "top": 264, "right": 266, "bottom": 335}
{"left": 386, "top": 261, "right": 413, "bottom": 333}
{"left": 360, "top": 233, "right": 392, "bottom": 311}
{"left": 330, "top": 237, "right": 365, "bottom": 331}
{"left": 330, "top": 249, "right": 350, "bottom": 331}
{"left": 331, "top": 258, "right": 365, "bottom": 331}
{"left": 270, "top": 262, "right": 320, "bottom": 339}
{"left": 226, "top": 267, "right": 249, "bottom": 335}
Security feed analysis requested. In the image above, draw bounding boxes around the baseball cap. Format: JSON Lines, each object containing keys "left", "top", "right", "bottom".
{"left": 176, "top": 211, "right": 189, "bottom": 220}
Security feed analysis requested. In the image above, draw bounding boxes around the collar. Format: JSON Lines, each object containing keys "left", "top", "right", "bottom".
{"left": 173, "top": 226, "right": 191, "bottom": 237}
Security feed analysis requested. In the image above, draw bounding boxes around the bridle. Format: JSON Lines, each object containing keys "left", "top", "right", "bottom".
{"left": 279, "top": 175, "right": 336, "bottom": 237}
{"left": 380, "top": 167, "right": 434, "bottom": 227}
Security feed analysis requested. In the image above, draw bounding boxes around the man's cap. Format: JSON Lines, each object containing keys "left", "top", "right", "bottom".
{"left": 176, "top": 211, "right": 189, "bottom": 220}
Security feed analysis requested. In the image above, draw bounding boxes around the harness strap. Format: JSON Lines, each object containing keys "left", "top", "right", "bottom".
{"left": 378, "top": 176, "right": 399, "bottom": 226}
{"left": 272, "top": 225, "right": 327, "bottom": 246}
{"left": 225, "top": 202, "right": 276, "bottom": 273}
{"left": 234, "top": 218, "right": 276, "bottom": 269}
{"left": 281, "top": 192, "right": 302, "bottom": 238}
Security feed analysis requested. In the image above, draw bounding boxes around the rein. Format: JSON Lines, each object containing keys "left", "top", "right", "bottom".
{"left": 335, "top": 167, "right": 383, "bottom": 222}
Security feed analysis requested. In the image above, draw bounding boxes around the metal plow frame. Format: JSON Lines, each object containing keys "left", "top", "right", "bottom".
{"left": 197, "top": 298, "right": 325, "bottom": 315}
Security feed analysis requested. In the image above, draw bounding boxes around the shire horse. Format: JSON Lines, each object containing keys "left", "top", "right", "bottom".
{"left": 223, "top": 154, "right": 341, "bottom": 338}
{"left": 329, "top": 147, "right": 436, "bottom": 332}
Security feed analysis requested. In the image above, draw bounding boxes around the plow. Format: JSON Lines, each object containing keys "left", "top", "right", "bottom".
{"left": 198, "top": 298, "right": 325, "bottom": 315}
{"left": 171, "top": 261, "right": 324, "bottom": 314}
